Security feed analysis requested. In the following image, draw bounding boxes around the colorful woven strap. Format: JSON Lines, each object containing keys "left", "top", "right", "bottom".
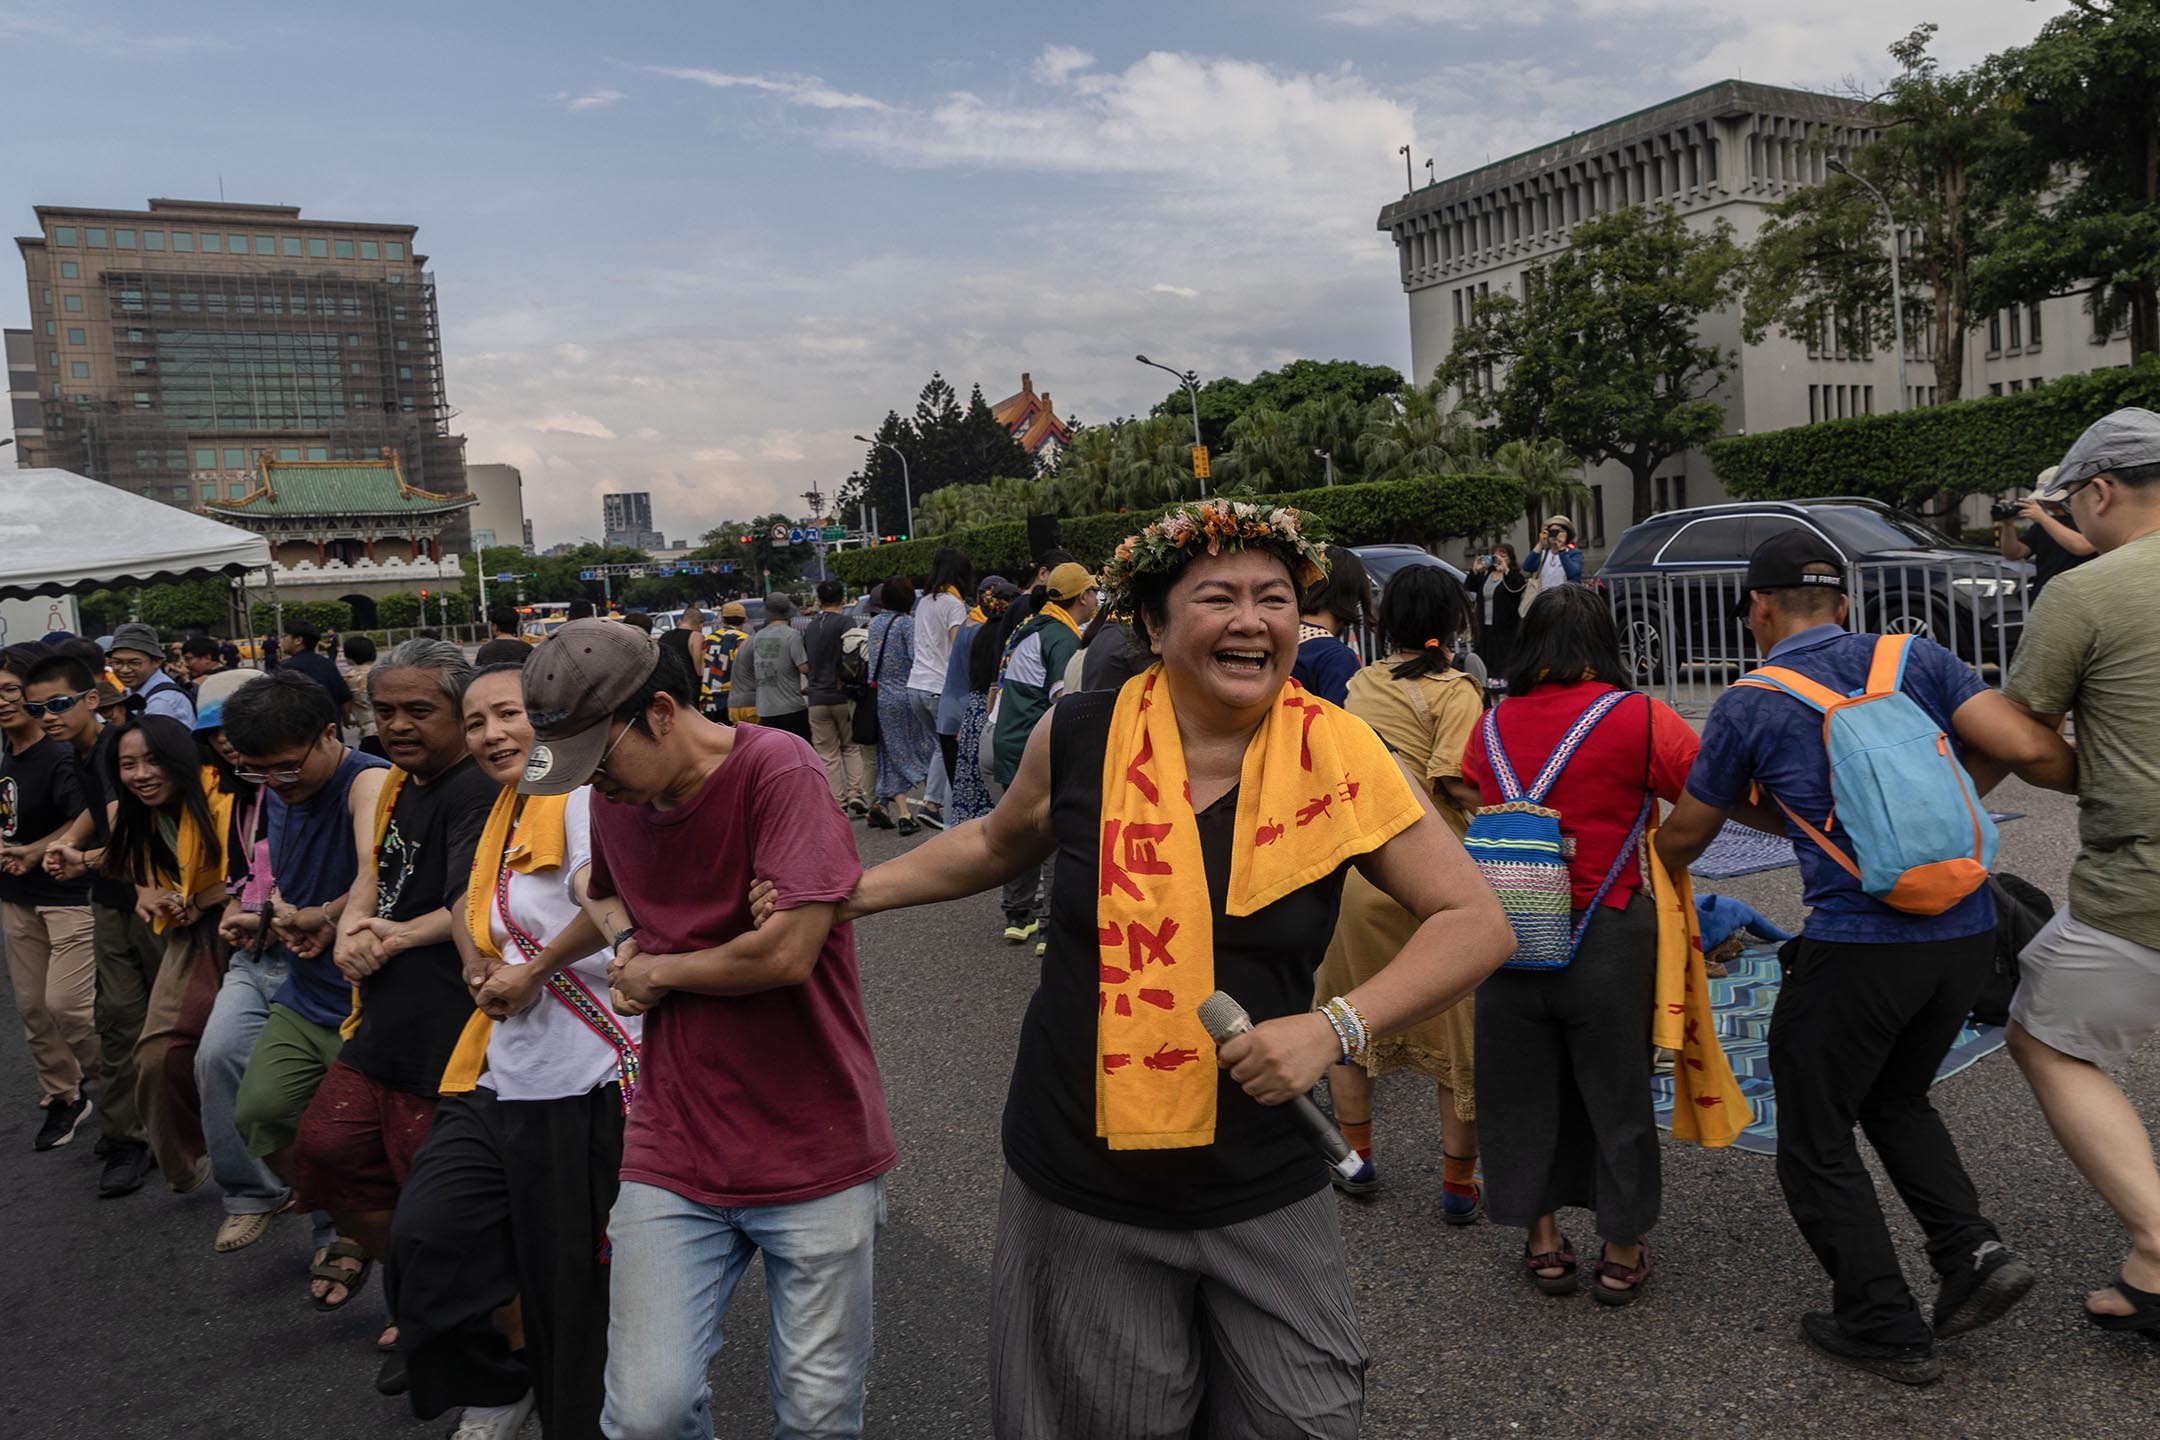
{"left": 494, "top": 859, "right": 642, "bottom": 1113}
{"left": 1520, "top": 689, "right": 1634, "bottom": 804}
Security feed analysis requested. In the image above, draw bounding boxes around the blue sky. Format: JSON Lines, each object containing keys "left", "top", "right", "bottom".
{"left": 1, "top": 0, "right": 2063, "bottom": 546}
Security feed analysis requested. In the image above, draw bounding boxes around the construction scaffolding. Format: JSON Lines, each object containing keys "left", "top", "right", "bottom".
{"left": 37, "top": 261, "right": 467, "bottom": 546}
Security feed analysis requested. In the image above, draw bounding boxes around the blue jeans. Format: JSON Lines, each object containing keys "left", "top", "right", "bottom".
{"left": 601, "top": 1176, "right": 886, "bottom": 1440}
{"left": 195, "top": 950, "right": 291, "bottom": 1215}
{"left": 906, "top": 687, "right": 950, "bottom": 811}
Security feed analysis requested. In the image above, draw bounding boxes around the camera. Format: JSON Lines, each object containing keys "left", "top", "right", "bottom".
{"left": 1990, "top": 499, "right": 2023, "bottom": 522}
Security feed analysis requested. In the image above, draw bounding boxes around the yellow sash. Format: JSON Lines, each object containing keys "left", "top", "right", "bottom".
{"left": 1095, "top": 667, "right": 1421, "bottom": 1150}
{"left": 148, "top": 769, "right": 235, "bottom": 934}
{"left": 1647, "top": 819, "right": 1752, "bottom": 1146}
{"left": 439, "top": 787, "right": 571, "bottom": 1093}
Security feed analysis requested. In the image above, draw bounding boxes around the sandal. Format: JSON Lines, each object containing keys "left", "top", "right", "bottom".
{"left": 1593, "top": 1238, "right": 1652, "bottom": 1307}
{"left": 2086, "top": 1271, "right": 2160, "bottom": 1336}
{"left": 214, "top": 1210, "right": 277, "bottom": 1254}
{"left": 307, "top": 1238, "right": 374, "bottom": 1311}
{"left": 1524, "top": 1235, "right": 1579, "bottom": 1296}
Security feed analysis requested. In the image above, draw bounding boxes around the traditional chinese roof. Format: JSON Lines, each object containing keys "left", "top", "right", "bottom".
{"left": 205, "top": 455, "right": 477, "bottom": 520}
{"left": 990, "top": 372, "right": 1073, "bottom": 458}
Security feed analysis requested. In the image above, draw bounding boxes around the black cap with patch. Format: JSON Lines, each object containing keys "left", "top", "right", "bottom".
{"left": 1733, "top": 528, "right": 1846, "bottom": 617}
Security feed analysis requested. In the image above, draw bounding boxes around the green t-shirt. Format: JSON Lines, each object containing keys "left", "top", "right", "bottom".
{"left": 991, "top": 612, "right": 1082, "bottom": 787}
{"left": 2003, "top": 529, "right": 2160, "bottom": 950}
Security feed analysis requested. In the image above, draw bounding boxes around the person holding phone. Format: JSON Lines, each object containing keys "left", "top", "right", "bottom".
{"left": 1470, "top": 543, "right": 1529, "bottom": 678}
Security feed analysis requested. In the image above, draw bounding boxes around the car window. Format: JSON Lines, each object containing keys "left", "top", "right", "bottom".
{"left": 1656, "top": 517, "right": 1749, "bottom": 565}
{"left": 1742, "top": 514, "right": 1845, "bottom": 559}
{"left": 1809, "top": 504, "right": 1961, "bottom": 553}
{"left": 1604, "top": 522, "right": 1672, "bottom": 567}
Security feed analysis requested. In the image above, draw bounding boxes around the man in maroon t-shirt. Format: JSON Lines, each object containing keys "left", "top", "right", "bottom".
{"left": 520, "top": 618, "right": 893, "bottom": 1440}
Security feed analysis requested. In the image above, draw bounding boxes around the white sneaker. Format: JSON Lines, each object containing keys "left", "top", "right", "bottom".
{"left": 447, "top": 1392, "right": 536, "bottom": 1439}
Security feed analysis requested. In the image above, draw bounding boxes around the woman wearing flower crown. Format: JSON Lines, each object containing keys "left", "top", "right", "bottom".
{"left": 802, "top": 501, "right": 1514, "bottom": 1437}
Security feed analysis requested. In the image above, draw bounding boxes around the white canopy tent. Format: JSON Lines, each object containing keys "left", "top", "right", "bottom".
{"left": 0, "top": 467, "right": 272, "bottom": 601}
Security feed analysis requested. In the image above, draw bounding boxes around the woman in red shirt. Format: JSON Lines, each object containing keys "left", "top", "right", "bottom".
{"left": 1450, "top": 585, "right": 1698, "bottom": 1306}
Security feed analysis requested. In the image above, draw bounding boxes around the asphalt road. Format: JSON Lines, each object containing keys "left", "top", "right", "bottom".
{"left": 3, "top": 775, "right": 2155, "bottom": 1438}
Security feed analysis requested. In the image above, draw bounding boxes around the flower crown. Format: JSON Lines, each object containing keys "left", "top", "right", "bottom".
{"left": 1098, "top": 500, "right": 1330, "bottom": 619}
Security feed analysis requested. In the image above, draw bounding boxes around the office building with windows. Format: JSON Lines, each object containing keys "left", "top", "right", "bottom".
{"left": 12, "top": 198, "right": 467, "bottom": 543}
{"left": 1377, "top": 80, "right": 2135, "bottom": 552}
{"left": 602, "top": 490, "right": 662, "bottom": 549}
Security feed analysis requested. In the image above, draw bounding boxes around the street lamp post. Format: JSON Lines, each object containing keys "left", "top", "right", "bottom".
{"left": 853, "top": 435, "right": 912, "bottom": 539}
{"left": 1827, "top": 159, "right": 1908, "bottom": 412}
{"left": 1135, "top": 354, "right": 1207, "bottom": 498}
{"left": 1314, "top": 449, "right": 1335, "bottom": 486}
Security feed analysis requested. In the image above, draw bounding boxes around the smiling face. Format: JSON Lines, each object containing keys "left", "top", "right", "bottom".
{"left": 1145, "top": 548, "right": 1299, "bottom": 721}
{"left": 0, "top": 671, "right": 26, "bottom": 734}
{"left": 463, "top": 670, "right": 536, "bottom": 786}
{"left": 370, "top": 667, "right": 468, "bottom": 780}
{"left": 24, "top": 678, "right": 98, "bottom": 749}
{"left": 116, "top": 727, "right": 176, "bottom": 809}
{"left": 107, "top": 648, "right": 157, "bottom": 690}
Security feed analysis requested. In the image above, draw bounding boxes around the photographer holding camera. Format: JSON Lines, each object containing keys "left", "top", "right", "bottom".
{"left": 1999, "top": 466, "right": 2095, "bottom": 603}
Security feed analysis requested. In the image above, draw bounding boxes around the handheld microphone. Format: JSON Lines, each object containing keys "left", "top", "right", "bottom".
{"left": 1195, "top": 990, "right": 1364, "bottom": 1182}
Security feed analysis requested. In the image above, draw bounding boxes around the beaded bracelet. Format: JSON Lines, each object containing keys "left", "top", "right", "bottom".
{"left": 1318, "top": 996, "right": 1371, "bottom": 1065}
{"left": 1318, "top": 1003, "right": 1355, "bottom": 1062}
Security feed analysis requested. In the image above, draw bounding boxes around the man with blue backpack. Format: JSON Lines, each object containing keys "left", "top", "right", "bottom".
{"left": 1656, "top": 529, "right": 2076, "bottom": 1386}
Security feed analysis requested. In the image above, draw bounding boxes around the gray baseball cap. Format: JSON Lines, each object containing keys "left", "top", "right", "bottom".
{"left": 518, "top": 619, "right": 662, "bottom": 795}
{"left": 2054, "top": 407, "right": 2160, "bottom": 492}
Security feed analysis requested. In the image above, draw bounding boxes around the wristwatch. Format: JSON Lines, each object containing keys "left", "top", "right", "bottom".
{"left": 611, "top": 925, "right": 637, "bottom": 950}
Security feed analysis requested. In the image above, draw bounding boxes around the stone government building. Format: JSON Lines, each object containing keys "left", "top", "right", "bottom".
{"left": 1376, "top": 80, "right": 2136, "bottom": 555}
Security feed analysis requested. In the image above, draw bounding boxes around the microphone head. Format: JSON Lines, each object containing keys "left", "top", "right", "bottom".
{"left": 1195, "top": 990, "right": 1253, "bottom": 1042}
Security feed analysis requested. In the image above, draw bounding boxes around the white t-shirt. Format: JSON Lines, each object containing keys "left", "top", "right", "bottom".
{"left": 476, "top": 787, "right": 643, "bottom": 1102}
{"left": 907, "top": 589, "right": 968, "bottom": 693}
{"left": 1538, "top": 547, "right": 1569, "bottom": 592}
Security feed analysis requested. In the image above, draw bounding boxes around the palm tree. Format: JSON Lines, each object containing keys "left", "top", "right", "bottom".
{"left": 1355, "top": 381, "right": 1487, "bottom": 482}
{"left": 1215, "top": 405, "right": 1316, "bottom": 494}
{"left": 1105, "top": 416, "right": 1196, "bottom": 511}
{"left": 1491, "top": 437, "right": 1597, "bottom": 541}
{"left": 1293, "top": 393, "right": 1366, "bottom": 485}
{"left": 1039, "top": 429, "right": 1112, "bottom": 515}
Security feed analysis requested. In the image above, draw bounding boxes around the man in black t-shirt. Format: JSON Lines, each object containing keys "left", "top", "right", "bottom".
{"left": 0, "top": 649, "right": 98, "bottom": 1152}
{"left": 473, "top": 603, "right": 532, "bottom": 668}
{"left": 291, "top": 639, "right": 491, "bottom": 1356}
{"left": 279, "top": 620, "right": 353, "bottom": 712}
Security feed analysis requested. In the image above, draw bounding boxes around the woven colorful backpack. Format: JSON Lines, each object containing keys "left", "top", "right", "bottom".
{"left": 1464, "top": 689, "right": 1652, "bottom": 970}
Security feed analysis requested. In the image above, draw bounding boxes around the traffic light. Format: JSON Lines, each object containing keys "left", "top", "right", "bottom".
{"left": 420, "top": 588, "right": 429, "bottom": 599}
{"left": 739, "top": 534, "right": 752, "bottom": 544}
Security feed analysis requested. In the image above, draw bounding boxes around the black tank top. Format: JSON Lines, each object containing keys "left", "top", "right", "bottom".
{"left": 1000, "top": 689, "right": 1349, "bottom": 1230}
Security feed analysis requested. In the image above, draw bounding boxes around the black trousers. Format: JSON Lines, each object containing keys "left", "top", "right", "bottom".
{"left": 1767, "top": 930, "right": 1999, "bottom": 1346}
{"left": 387, "top": 1084, "right": 624, "bottom": 1435}
{"left": 757, "top": 708, "right": 814, "bottom": 741}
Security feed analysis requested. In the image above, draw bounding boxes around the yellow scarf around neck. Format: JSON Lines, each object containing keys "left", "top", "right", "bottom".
{"left": 1646, "top": 819, "right": 1751, "bottom": 1146}
{"left": 1095, "top": 666, "right": 1421, "bottom": 1150}
{"left": 1038, "top": 600, "right": 1081, "bottom": 642}
{"left": 440, "top": 785, "right": 572, "bottom": 1094}
{"left": 147, "top": 768, "right": 235, "bottom": 934}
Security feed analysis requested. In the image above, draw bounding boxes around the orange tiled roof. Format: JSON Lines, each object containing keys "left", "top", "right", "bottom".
{"left": 989, "top": 372, "right": 1073, "bottom": 457}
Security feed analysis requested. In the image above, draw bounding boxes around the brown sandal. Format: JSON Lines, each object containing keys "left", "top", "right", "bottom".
{"left": 1525, "top": 1236, "right": 1579, "bottom": 1296}
{"left": 1593, "top": 1238, "right": 1652, "bottom": 1306}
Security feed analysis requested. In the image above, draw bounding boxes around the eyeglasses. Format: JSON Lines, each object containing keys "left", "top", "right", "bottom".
{"left": 593, "top": 719, "right": 638, "bottom": 778}
{"left": 22, "top": 690, "right": 95, "bottom": 718}
{"left": 235, "top": 741, "right": 323, "bottom": 785}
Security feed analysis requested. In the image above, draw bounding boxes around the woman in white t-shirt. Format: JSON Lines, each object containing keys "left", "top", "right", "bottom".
{"left": 903, "top": 547, "right": 974, "bottom": 829}
{"left": 383, "top": 662, "right": 642, "bottom": 1439}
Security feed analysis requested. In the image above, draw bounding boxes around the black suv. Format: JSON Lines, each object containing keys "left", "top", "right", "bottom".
{"left": 1597, "top": 498, "right": 2029, "bottom": 682}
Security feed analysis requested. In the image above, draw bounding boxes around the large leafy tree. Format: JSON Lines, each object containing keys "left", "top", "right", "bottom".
{"left": 1355, "top": 380, "right": 1487, "bottom": 482}
{"left": 1438, "top": 202, "right": 1744, "bottom": 523}
{"left": 1741, "top": 26, "right": 2024, "bottom": 401}
{"left": 1491, "top": 438, "right": 1597, "bottom": 539}
{"left": 1983, "top": 0, "right": 2160, "bottom": 359}
{"left": 1215, "top": 406, "right": 1319, "bottom": 493}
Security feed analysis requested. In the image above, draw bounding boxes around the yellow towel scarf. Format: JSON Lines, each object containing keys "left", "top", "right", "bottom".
{"left": 1095, "top": 666, "right": 1422, "bottom": 1150}
{"left": 146, "top": 767, "right": 235, "bottom": 934}
{"left": 439, "top": 785, "right": 572, "bottom": 1094}
{"left": 1646, "top": 817, "right": 1752, "bottom": 1146}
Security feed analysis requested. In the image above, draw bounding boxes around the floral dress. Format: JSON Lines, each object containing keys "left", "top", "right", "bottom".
{"left": 869, "top": 612, "right": 931, "bottom": 802}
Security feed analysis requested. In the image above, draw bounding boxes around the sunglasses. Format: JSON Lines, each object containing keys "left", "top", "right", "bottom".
{"left": 23, "top": 690, "right": 95, "bottom": 718}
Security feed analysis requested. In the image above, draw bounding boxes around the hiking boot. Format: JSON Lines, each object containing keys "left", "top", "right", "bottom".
{"left": 97, "top": 1139, "right": 154, "bottom": 1198}
{"left": 33, "top": 1094, "right": 92, "bottom": 1152}
{"left": 1800, "top": 1312, "right": 1943, "bottom": 1386}
{"left": 1003, "top": 917, "right": 1040, "bottom": 944}
{"left": 1932, "top": 1240, "right": 2037, "bottom": 1338}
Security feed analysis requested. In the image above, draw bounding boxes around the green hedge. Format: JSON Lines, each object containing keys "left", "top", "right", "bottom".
{"left": 248, "top": 600, "right": 352, "bottom": 634}
{"left": 827, "top": 474, "right": 1527, "bottom": 587}
{"left": 1708, "top": 360, "right": 2160, "bottom": 507}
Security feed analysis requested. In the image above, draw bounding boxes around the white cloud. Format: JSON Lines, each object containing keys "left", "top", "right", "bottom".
{"left": 530, "top": 412, "right": 617, "bottom": 440}
{"left": 553, "top": 88, "right": 624, "bottom": 113}
{"left": 1150, "top": 284, "right": 1199, "bottom": 299}
{"left": 647, "top": 66, "right": 889, "bottom": 112}
{"left": 1031, "top": 44, "right": 1096, "bottom": 86}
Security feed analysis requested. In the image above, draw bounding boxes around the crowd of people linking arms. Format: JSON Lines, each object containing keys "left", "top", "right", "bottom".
{"left": 1, "top": 405, "right": 2157, "bottom": 1438}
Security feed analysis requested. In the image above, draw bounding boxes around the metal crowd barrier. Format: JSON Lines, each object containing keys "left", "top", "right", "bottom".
{"left": 1602, "top": 556, "right": 2030, "bottom": 718}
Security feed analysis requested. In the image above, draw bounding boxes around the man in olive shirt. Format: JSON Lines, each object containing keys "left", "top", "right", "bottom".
{"left": 2000, "top": 408, "right": 2160, "bottom": 1338}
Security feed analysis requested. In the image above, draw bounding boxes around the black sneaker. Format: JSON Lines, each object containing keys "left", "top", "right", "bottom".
{"left": 917, "top": 809, "right": 945, "bottom": 832}
{"left": 97, "top": 1139, "right": 154, "bottom": 1198}
{"left": 1932, "top": 1240, "right": 2037, "bottom": 1338}
{"left": 33, "top": 1094, "right": 93, "bottom": 1152}
{"left": 1800, "top": 1311, "right": 1943, "bottom": 1386}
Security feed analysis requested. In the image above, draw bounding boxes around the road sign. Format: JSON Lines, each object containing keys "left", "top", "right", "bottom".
{"left": 1191, "top": 445, "right": 1211, "bottom": 480}
{"left": 579, "top": 570, "right": 595, "bottom": 581}
{"left": 495, "top": 573, "right": 515, "bottom": 582}
{"left": 821, "top": 526, "right": 846, "bottom": 541}
{"left": 717, "top": 563, "right": 735, "bottom": 573}
{"left": 628, "top": 566, "right": 646, "bottom": 579}
{"left": 769, "top": 523, "right": 790, "bottom": 543}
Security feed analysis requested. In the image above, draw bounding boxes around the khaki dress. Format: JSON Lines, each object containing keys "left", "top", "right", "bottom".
{"left": 1313, "top": 658, "right": 1483, "bottom": 1119}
